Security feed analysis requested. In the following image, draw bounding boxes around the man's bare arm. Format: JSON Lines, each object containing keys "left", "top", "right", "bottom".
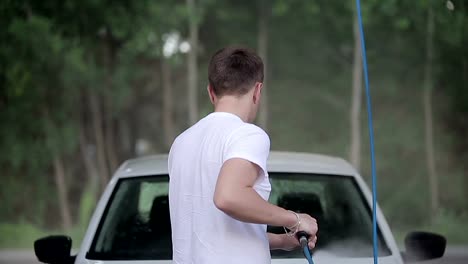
{"left": 213, "top": 158, "right": 297, "bottom": 227}
{"left": 214, "top": 158, "right": 318, "bottom": 249}
{"left": 268, "top": 233, "right": 284, "bottom": 250}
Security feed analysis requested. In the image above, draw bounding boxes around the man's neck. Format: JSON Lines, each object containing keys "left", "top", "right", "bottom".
{"left": 213, "top": 96, "right": 251, "bottom": 123}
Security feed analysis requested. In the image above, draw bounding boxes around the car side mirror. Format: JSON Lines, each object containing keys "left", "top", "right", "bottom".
{"left": 34, "top": 235, "right": 74, "bottom": 264}
{"left": 401, "top": 231, "right": 446, "bottom": 262}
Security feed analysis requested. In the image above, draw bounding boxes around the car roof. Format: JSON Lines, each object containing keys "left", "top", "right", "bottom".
{"left": 267, "top": 151, "right": 356, "bottom": 176}
{"left": 115, "top": 151, "right": 357, "bottom": 178}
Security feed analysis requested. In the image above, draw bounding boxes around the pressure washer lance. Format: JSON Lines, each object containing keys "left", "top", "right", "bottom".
{"left": 296, "top": 231, "right": 314, "bottom": 264}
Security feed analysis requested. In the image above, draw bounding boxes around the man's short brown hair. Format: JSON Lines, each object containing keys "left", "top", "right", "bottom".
{"left": 208, "top": 47, "right": 264, "bottom": 96}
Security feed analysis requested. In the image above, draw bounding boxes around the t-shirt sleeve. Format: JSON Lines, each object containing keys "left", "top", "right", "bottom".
{"left": 223, "top": 124, "right": 270, "bottom": 178}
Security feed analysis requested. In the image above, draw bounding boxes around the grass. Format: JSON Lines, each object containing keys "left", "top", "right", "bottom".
{"left": 0, "top": 222, "right": 87, "bottom": 249}
{"left": 0, "top": 187, "right": 94, "bottom": 250}
{"left": 392, "top": 210, "right": 468, "bottom": 246}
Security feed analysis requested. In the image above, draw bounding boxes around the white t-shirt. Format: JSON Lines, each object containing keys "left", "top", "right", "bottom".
{"left": 168, "top": 112, "right": 271, "bottom": 264}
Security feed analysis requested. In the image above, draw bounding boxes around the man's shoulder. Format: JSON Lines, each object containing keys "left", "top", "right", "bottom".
{"left": 226, "top": 123, "right": 270, "bottom": 150}
{"left": 173, "top": 117, "right": 205, "bottom": 140}
{"left": 233, "top": 122, "right": 269, "bottom": 139}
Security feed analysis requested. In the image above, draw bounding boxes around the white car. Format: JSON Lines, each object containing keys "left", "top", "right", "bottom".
{"left": 34, "top": 151, "right": 446, "bottom": 264}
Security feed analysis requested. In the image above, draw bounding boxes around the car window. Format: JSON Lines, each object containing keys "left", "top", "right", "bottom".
{"left": 268, "top": 173, "right": 390, "bottom": 258}
{"left": 87, "top": 173, "right": 390, "bottom": 260}
{"left": 88, "top": 176, "right": 172, "bottom": 260}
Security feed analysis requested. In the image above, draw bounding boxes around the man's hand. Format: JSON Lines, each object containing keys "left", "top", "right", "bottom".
{"left": 268, "top": 233, "right": 317, "bottom": 251}
{"left": 297, "top": 213, "right": 318, "bottom": 248}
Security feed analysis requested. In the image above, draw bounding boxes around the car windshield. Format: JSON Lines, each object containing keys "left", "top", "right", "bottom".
{"left": 268, "top": 173, "right": 390, "bottom": 258}
{"left": 87, "top": 173, "right": 390, "bottom": 260}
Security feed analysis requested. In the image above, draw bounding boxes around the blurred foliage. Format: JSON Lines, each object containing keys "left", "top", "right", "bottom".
{"left": 0, "top": 0, "right": 467, "bottom": 248}
{"left": 0, "top": 222, "right": 86, "bottom": 249}
{"left": 394, "top": 209, "right": 468, "bottom": 245}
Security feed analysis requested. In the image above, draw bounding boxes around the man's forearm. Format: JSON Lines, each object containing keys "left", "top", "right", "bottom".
{"left": 214, "top": 186, "right": 297, "bottom": 228}
{"left": 214, "top": 158, "right": 298, "bottom": 228}
{"left": 268, "top": 233, "right": 284, "bottom": 250}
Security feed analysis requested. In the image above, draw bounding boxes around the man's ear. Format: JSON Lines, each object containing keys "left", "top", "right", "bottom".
{"left": 253, "top": 82, "right": 263, "bottom": 104}
{"left": 207, "top": 85, "right": 216, "bottom": 104}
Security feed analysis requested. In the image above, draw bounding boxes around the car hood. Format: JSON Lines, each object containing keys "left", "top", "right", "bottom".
{"left": 78, "top": 255, "right": 400, "bottom": 264}
{"left": 272, "top": 255, "right": 400, "bottom": 264}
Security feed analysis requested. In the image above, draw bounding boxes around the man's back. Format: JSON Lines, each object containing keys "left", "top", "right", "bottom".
{"left": 168, "top": 46, "right": 318, "bottom": 263}
{"left": 168, "top": 112, "right": 271, "bottom": 264}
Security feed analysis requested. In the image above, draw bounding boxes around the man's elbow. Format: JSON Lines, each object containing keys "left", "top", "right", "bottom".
{"left": 213, "top": 191, "right": 237, "bottom": 214}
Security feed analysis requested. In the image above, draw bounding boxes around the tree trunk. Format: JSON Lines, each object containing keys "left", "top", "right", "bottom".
{"left": 186, "top": 0, "right": 199, "bottom": 125}
{"left": 463, "top": 58, "right": 468, "bottom": 213}
{"left": 123, "top": 108, "right": 138, "bottom": 158}
{"left": 122, "top": 83, "right": 140, "bottom": 158}
{"left": 42, "top": 106, "right": 73, "bottom": 230}
{"left": 257, "top": 0, "right": 270, "bottom": 130}
{"left": 104, "top": 99, "right": 118, "bottom": 173}
{"left": 78, "top": 126, "right": 99, "bottom": 193}
{"left": 89, "top": 91, "right": 109, "bottom": 191}
{"left": 103, "top": 36, "right": 119, "bottom": 173}
{"left": 424, "top": 2, "right": 438, "bottom": 220}
{"left": 53, "top": 155, "right": 72, "bottom": 230}
{"left": 161, "top": 58, "right": 176, "bottom": 148}
{"left": 119, "top": 117, "right": 131, "bottom": 158}
{"left": 350, "top": 14, "right": 363, "bottom": 170}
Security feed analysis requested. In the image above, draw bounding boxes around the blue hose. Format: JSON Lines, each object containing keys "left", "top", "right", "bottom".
{"left": 297, "top": 232, "right": 314, "bottom": 264}
{"left": 301, "top": 239, "right": 314, "bottom": 264}
{"left": 355, "top": 0, "right": 379, "bottom": 264}
{"left": 295, "top": 3, "right": 377, "bottom": 264}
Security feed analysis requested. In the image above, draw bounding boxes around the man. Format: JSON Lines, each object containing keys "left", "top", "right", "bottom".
{"left": 168, "top": 47, "right": 318, "bottom": 264}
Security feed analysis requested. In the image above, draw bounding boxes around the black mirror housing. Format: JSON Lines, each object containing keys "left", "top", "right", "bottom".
{"left": 34, "top": 235, "right": 73, "bottom": 264}
{"left": 402, "top": 231, "right": 446, "bottom": 262}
